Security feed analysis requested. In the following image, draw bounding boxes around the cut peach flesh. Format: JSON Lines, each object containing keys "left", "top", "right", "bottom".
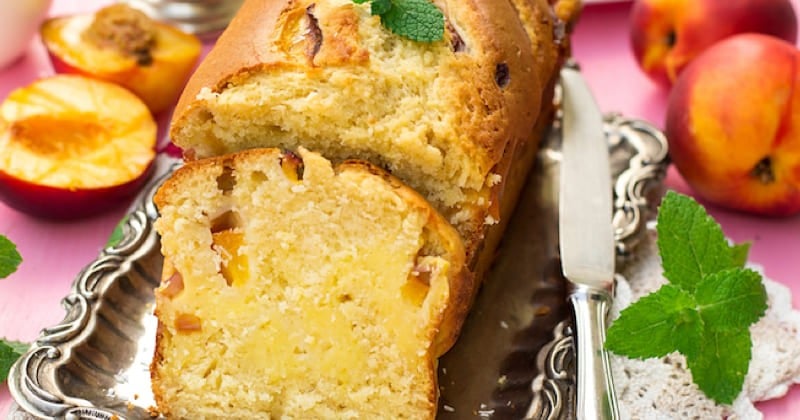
{"left": 401, "top": 271, "right": 431, "bottom": 307}
{"left": 160, "top": 272, "right": 185, "bottom": 299}
{"left": 175, "top": 313, "right": 203, "bottom": 333}
{"left": 212, "top": 229, "right": 249, "bottom": 287}
{"left": 0, "top": 75, "right": 156, "bottom": 189}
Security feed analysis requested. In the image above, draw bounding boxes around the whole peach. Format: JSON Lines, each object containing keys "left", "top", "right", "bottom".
{"left": 631, "top": 0, "right": 797, "bottom": 85}
{"left": 666, "top": 34, "right": 800, "bottom": 216}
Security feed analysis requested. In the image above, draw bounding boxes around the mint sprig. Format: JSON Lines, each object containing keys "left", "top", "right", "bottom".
{"left": 353, "top": 0, "right": 444, "bottom": 43}
{"left": 606, "top": 191, "right": 767, "bottom": 404}
{"left": 0, "top": 235, "right": 25, "bottom": 383}
{"left": 0, "top": 235, "right": 22, "bottom": 279}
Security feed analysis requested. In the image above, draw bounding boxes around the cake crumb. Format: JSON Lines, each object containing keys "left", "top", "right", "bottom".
{"left": 196, "top": 87, "right": 218, "bottom": 101}
{"left": 486, "top": 173, "right": 502, "bottom": 186}
{"left": 443, "top": 404, "right": 455, "bottom": 412}
{"left": 478, "top": 408, "right": 495, "bottom": 418}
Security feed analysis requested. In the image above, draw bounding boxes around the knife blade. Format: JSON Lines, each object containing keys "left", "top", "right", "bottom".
{"left": 558, "top": 61, "right": 620, "bottom": 420}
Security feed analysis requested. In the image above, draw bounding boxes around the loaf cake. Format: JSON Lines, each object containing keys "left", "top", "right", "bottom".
{"left": 151, "top": 148, "right": 470, "bottom": 419}
{"left": 169, "top": 0, "right": 578, "bottom": 272}
{"left": 153, "top": 0, "right": 579, "bottom": 416}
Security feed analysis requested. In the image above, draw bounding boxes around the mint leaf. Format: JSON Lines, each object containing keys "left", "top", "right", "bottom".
{"left": 696, "top": 268, "right": 767, "bottom": 331}
{"left": 686, "top": 328, "right": 751, "bottom": 405}
{"left": 4, "top": 340, "right": 27, "bottom": 355}
{"left": 0, "top": 235, "right": 22, "bottom": 279}
{"left": 657, "top": 191, "right": 734, "bottom": 292}
{"left": 355, "top": 0, "right": 391, "bottom": 15}
{"left": 730, "top": 242, "right": 751, "bottom": 268}
{"left": 606, "top": 284, "right": 702, "bottom": 359}
{"left": 382, "top": 0, "right": 444, "bottom": 42}
{"left": 0, "top": 339, "right": 28, "bottom": 383}
{"left": 370, "top": 0, "right": 392, "bottom": 15}
{"left": 106, "top": 216, "right": 128, "bottom": 248}
{"left": 353, "top": 0, "right": 444, "bottom": 43}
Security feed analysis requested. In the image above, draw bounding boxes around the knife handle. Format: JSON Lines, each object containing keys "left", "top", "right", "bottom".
{"left": 569, "top": 284, "right": 620, "bottom": 420}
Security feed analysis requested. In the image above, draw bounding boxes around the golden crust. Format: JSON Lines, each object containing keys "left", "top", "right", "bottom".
{"left": 461, "top": 0, "right": 578, "bottom": 274}
{"left": 149, "top": 320, "right": 168, "bottom": 417}
{"left": 171, "top": 0, "right": 286, "bottom": 123}
{"left": 149, "top": 257, "right": 177, "bottom": 419}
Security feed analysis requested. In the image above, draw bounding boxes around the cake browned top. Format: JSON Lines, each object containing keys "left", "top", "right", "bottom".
{"left": 168, "top": 0, "right": 578, "bottom": 262}
{"left": 172, "top": 0, "right": 563, "bottom": 159}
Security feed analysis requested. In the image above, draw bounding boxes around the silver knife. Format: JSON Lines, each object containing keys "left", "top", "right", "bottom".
{"left": 559, "top": 61, "right": 620, "bottom": 420}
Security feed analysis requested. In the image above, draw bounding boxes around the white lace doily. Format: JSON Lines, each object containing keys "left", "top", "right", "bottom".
{"left": 611, "top": 230, "right": 800, "bottom": 420}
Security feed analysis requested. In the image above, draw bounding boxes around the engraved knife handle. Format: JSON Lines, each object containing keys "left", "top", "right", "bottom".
{"left": 568, "top": 284, "right": 620, "bottom": 420}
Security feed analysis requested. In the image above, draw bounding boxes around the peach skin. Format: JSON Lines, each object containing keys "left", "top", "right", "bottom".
{"left": 666, "top": 34, "right": 800, "bottom": 216}
{"left": 630, "top": 0, "right": 797, "bottom": 86}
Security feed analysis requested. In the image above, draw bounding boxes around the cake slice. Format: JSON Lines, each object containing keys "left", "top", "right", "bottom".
{"left": 151, "top": 147, "right": 469, "bottom": 419}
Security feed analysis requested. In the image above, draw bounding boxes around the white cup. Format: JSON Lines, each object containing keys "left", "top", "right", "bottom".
{"left": 0, "top": 0, "right": 53, "bottom": 69}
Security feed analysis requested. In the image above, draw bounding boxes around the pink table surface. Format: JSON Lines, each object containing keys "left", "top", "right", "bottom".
{"left": 1, "top": 0, "right": 799, "bottom": 418}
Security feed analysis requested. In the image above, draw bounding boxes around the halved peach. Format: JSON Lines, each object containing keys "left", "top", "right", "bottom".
{"left": 41, "top": 4, "right": 202, "bottom": 114}
{"left": 0, "top": 75, "right": 156, "bottom": 219}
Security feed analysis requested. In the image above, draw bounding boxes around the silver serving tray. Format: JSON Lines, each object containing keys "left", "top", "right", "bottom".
{"left": 8, "top": 114, "right": 668, "bottom": 420}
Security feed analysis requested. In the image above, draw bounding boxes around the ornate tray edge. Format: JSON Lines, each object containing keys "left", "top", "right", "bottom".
{"left": 524, "top": 113, "right": 669, "bottom": 420}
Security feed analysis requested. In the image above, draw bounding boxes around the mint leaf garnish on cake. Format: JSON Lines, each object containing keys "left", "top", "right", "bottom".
{"left": 353, "top": 0, "right": 444, "bottom": 42}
